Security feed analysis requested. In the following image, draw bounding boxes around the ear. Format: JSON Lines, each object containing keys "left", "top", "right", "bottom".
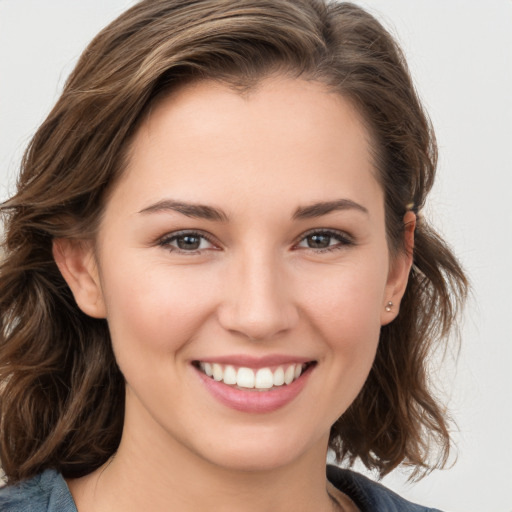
{"left": 52, "top": 238, "right": 106, "bottom": 319}
{"left": 381, "top": 211, "right": 416, "bottom": 325}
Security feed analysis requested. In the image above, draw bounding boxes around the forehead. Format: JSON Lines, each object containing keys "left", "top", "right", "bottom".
{"left": 137, "top": 77, "right": 370, "bottom": 158}
{"left": 112, "top": 76, "right": 381, "bottom": 218}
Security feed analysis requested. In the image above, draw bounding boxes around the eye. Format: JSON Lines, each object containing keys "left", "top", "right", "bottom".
{"left": 296, "top": 230, "right": 353, "bottom": 251}
{"left": 159, "top": 230, "right": 217, "bottom": 253}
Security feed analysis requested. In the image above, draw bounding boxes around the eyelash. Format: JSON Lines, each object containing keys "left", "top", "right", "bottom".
{"left": 157, "top": 229, "right": 354, "bottom": 254}
{"left": 294, "top": 229, "right": 354, "bottom": 253}
{"left": 158, "top": 230, "right": 218, "bottom": 253}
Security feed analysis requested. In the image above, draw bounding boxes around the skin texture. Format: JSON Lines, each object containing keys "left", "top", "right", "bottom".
{"left": 54, "top": 77, "right": 414, "bottom": 512}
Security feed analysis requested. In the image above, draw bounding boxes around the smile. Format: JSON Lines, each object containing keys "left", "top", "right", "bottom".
{"left": 195, "top": 362, "right": 315, "bottom": 391}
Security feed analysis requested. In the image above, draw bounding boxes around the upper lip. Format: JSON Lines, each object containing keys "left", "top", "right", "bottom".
{"left": 192, "top": 354, "right": 315, "bottom": 369}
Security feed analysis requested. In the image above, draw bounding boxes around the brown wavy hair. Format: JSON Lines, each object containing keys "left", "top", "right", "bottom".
{"left": 0, "top": 0, "right": 467, "bottom": 484}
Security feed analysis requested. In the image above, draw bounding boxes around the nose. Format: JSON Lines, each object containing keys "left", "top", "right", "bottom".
{"left": 217, "top": 251, "right": 299, "bottom": 341}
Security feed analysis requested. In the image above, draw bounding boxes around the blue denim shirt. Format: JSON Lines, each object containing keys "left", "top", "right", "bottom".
{"left": 0, "top": 470, "right": 77, "bottom": 512}
{"left": 326, "top": 466, "right": 442, "bottom": 512}
{"left": 0, "top": 466, "right": 442, "bottom": 511}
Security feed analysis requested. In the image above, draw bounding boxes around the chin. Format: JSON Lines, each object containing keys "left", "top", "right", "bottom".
{"left": 190, "top": 426, "right": 327, "bottom": 474}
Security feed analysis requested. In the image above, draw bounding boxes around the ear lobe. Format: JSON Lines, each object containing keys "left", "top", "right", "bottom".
{"left": 52, "top": 238, "right": 106, "bottom": 319}
{"left": 381, "top": 211, "right": 416, "bottom": 325}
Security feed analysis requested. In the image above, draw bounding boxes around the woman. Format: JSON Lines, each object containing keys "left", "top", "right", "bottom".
{"left": 0, "top": 1, "right": 467, "bottom": 511}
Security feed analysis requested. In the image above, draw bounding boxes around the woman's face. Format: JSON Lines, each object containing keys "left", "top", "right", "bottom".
{"left": 62, "top": 77, "right": 412, "bottom": 472}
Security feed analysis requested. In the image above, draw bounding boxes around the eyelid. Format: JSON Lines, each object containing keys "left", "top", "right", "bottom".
{"left": 293, "top": 228, "right": 355, "bottom": 250}
{"left": 157, "top": 229, "right": 220, "bottom": 252}
{"left": 156, "top": 228, "right": 354, "bottom": 253}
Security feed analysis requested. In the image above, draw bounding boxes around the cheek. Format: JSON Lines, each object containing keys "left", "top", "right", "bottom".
{"left": 298, "top": 256, "right": 389, "bottom": 344}
{"left": 100, "top": 257, "right": 220, "bottom": 359}
{"left": 299, "top": 264, "right": 386, "bottom": 416}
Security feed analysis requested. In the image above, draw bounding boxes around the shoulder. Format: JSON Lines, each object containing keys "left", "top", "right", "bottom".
{"left": 0, "top": 470, "right": 77, "bottom": 512}
{"left": 327, "top": 465, "right": 443, "bottom": 512}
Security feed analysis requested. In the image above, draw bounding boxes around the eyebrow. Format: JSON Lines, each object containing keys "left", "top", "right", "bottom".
{"left": 138, "top": 199, "right": 228, "bottom": 222}
{"left": 292, "top": 199, "right": 369, "bottom": 220}
{"left": 138, "top": 197, "right": 368, "bottom": 222}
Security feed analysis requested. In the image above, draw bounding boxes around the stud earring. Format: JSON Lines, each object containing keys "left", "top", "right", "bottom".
{"left": 385, "top": 301, "right": 393, "bottom": 312}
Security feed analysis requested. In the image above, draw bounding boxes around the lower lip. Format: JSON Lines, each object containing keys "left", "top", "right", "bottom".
{"left": 195, "top": 365, "right": 314, "bottom": 414}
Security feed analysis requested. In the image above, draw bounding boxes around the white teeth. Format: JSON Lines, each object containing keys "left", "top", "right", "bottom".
{"left": 255, "top": 368, "right": 273, "bottom": 389}
{"left": 273, "top": 367, "right": 285, "bottom": 387}
{"left": 223, "top": 365, "right": 237, "bottom": 385}
{"left": 212, "top": 363, "right": 223, "bottom": 381}
{"left": 284, "top": 365, "right": 295, "bottom": 385}
{"left": 203, "top": 362, "right": 213, "bottom": 377}
{"left": 236, "top": 367, "right": 255, "bottom": 388}
{"left": 198, "top": 362, "right": 310, "bottom": 389}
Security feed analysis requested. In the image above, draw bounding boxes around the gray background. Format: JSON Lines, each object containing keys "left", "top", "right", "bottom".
{"left": 1, "top": 1, "right": 511, "bottom": 511}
